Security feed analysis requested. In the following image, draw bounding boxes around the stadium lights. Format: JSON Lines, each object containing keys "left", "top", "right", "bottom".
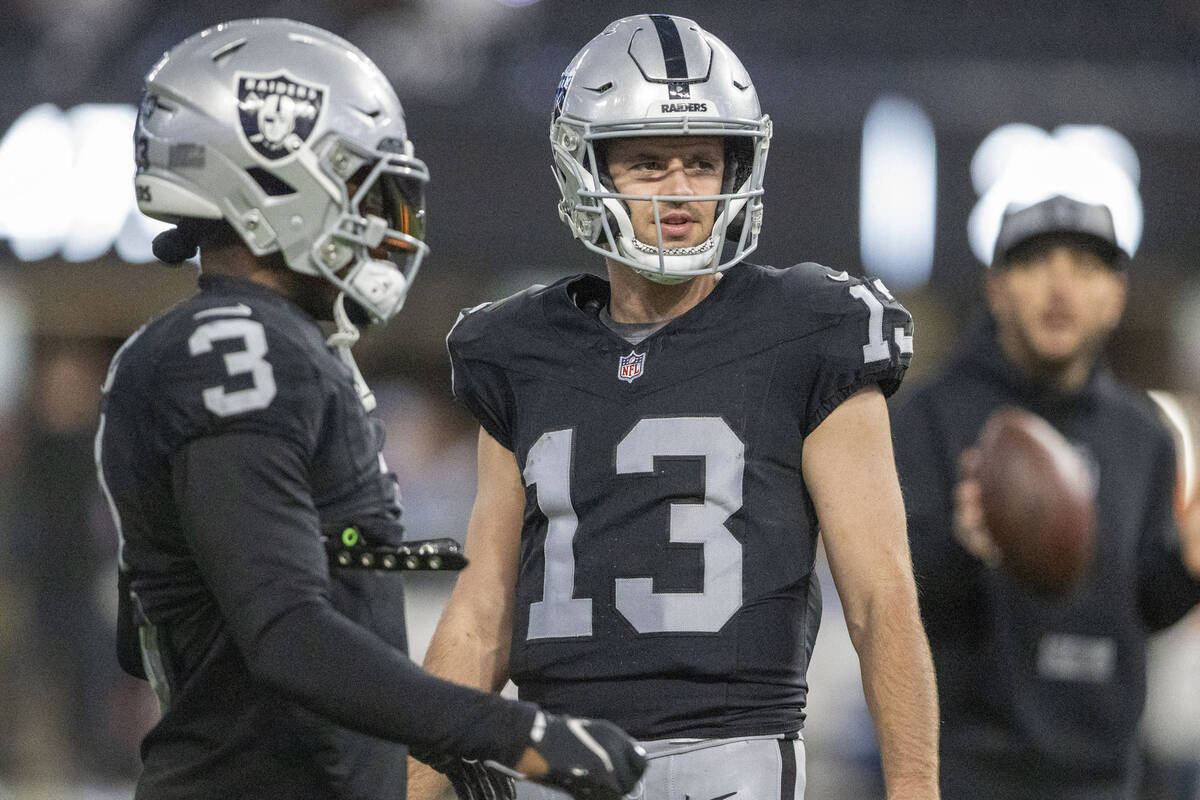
{"left": 859, "top": 94, "right": 937, "bottom": 289}
{"left": 968, "top": 123, "right": 1143, "bottom": 264}
{"left": 0, "top": 104, "right": 1145, "bottom": 273}
{"left": 0, "top": 103, "right": 169, "bottom": 263}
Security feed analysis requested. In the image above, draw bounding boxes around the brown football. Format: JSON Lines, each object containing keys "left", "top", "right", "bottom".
{"left": 974, "top": 407, "right": 1096, "bottom": 595}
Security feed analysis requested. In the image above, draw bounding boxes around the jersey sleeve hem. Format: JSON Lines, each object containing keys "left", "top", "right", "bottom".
{"left": 805, "top": 368, "right": 905, "bottom": 436}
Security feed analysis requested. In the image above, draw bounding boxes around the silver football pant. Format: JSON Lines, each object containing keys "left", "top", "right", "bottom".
{"left": 516, "top": 731, "right": 806, "bottom": 800}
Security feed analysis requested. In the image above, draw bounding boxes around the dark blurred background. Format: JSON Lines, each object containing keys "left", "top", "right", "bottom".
{"left": 0, "top": 1, "right": 1197, "bottom": 797}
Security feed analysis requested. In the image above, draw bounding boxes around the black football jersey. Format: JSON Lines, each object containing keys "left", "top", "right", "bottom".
{"left": 97, "top": 275, "right": 409, "bottom": 799}
{"left": 447, "top": 261, "right": 913, "bottom": 739}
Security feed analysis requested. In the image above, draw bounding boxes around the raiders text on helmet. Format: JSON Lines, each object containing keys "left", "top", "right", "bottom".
{"left": 550, "top": 14, "right": 771, "bottom": 282}
{"left": 134, "top": 18, "right": 429, "bottom": 323}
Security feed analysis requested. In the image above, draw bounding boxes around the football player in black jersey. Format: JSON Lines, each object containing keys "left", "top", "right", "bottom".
{"left": 96, "top": 18, "right": 645, "bottom": 800}
{"left": 410, "top": 14, "right": 939, "bottom": 800}
{"left": 894, "top": 193, "right": 1200, "bottom": 799}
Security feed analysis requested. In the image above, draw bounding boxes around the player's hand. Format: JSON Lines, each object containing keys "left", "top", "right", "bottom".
{"left": 412, "top": 752, "right": 514, "bottom": 800}
{"left": 953, "top": 447, "right": 1001, "bottom": 566}
{"left": 499, "top": 711, "right": 647, "bottom": 800}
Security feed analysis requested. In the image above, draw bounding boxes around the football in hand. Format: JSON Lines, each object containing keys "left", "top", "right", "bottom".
{"left": 974, "top": 407, "right": 1096, "bottom": 595}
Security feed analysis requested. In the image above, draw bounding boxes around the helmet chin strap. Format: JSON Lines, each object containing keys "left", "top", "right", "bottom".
{"left": 622, "top": 234, "right": 719, "bottom": 284}
{"left": 327, "top": 293, "right": 377, "bottom": 412}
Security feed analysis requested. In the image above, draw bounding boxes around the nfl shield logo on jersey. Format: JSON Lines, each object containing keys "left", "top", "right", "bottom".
{"left": 618, "top": 350, "right": 645, "bottom": 383}
{"left": 236, "top": 72, "right": 325, "bottom": 161}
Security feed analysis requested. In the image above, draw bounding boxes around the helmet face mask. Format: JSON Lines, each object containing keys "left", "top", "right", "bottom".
{"left": 308, "top": 134, "right": 428, "bottom": 322}
{"left": 135, "top": 19, "right": 429, "bottom": 323}
{"left": 550, "top": 14, "right": 771, "bottom": 282}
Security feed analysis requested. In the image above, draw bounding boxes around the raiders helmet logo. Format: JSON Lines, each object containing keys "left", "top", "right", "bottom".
{"left": 236, "top": 72, "right": 325, "bottom": 161}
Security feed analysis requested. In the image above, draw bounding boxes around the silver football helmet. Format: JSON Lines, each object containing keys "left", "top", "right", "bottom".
{"left": 551, "top": 14, "right": 771, "bottom": 283}
{"left": 134, "top": 18, "right": 428, "bottom": 323}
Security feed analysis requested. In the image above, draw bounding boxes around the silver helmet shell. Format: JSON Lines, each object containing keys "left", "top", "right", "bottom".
{"left": 135, "top": 18, "right": 429, "bottom": 322}
{"left": 550, "top": 14, "right": 771, "bottom": 282}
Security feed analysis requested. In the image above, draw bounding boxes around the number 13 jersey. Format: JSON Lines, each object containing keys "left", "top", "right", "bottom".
{"left": 448, "top": 261, "right": 913, "bottom": 740}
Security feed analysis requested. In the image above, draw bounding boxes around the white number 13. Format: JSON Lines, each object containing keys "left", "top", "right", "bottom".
{"left": 523, "top": 416, "right": 745, "bottom": 640}
{"left": 849, "top": 279, "right": 914, "bottom": 364}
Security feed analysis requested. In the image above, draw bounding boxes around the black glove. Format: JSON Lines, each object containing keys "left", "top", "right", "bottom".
{"left": 414, "top": 752, "right": 515, "bottom": 800}
{"left": 491, "top": 711, "right": 647, "bottom": 800}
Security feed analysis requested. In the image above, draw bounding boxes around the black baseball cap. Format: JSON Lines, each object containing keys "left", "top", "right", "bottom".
{"left": 992, "top": 194, "right": 1127, "bottom": 269}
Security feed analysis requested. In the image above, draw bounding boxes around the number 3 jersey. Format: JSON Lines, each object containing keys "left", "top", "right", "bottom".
{"left": 448, "top": 261, "right": 913, "bottom": 740}
{"left": 96, "top": 274, "right": 410, "bottom": 799}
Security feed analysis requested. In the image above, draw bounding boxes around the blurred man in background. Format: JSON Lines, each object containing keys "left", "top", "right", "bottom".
{"left": 5, "top": 340, "right": 151, "bottom": 784}
{"left": 411, "top": 13, "right": 938, "bottom": 800}
{"left": 96, "top": 17, "right": 644, "bottom": 800}
{"left": 892, "top": 192, "right": 1200, "bottom": 799}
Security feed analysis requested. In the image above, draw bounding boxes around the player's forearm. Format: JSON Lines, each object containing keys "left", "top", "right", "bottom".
{"left": 424, "top": 427, "right": 524, "bottom": 693}
{"left": 405, "top": 609, "right": 516, "bottom": 800}
{"left": 849, "top": 581, "right": 940, "bottom": 799}
{"left": 422, "top": 585, "right": 513, "bottom": 692}
{"left": 245, "top": 598, "right": 534, "bottom": 765}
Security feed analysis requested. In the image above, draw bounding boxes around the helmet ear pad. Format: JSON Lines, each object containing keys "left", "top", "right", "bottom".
{"left": 591, "top": 141, "right": 628, "bottom": 240}
{"left": 722, "top": 137, "right": 755, "bottom": 241}
{"left": 550, "top": 134, "right": 607, "bottom": 246}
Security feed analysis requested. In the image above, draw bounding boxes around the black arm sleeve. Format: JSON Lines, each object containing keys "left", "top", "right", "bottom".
{"left": 171, "top": 431, "right": 536, "bottom": 767}
{"left": 1137, "top": 437, "right": 1200, "bottom": 631}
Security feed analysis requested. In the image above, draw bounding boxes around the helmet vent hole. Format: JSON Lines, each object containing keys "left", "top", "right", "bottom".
{"left": 246, "top": 167, "right": 297, "bottom": 197}
{"left": 209, "top": 39, "right": 247, "bottom": 63}
{"left": 351, "top": 105, "right": 382, "bottom": 123}
{"left": 584, "top": 82, "right": 614, "bottom": 94}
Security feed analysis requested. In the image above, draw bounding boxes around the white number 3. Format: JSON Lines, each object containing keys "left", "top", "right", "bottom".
{"left": 188, "top": 318, "right": 277, "bottom": 416}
